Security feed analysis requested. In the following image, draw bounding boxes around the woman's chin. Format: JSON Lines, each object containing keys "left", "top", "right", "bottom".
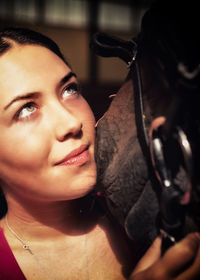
{"left": 65, "top": 176, "right": 97, "bottom": 201}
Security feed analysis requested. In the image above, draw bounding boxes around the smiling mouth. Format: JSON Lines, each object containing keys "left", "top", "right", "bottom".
{"left": 55, "top": 145, "right": 89, "bottom": 166}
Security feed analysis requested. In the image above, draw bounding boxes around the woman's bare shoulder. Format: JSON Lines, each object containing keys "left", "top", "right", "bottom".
{"left": 86, "top": 213, "right": 135, "bottom": 279}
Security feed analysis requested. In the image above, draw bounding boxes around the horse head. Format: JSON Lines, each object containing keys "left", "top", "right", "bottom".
{"left": 92, "top": 0, "right": 200, "bottom": 254}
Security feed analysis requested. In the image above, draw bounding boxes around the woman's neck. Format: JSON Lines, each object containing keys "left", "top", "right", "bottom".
{"left": 1, "top": 194, "right": 99, "bottom": 241}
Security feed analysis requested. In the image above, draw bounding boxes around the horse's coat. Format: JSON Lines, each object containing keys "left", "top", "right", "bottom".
{"left": 95, "top": 72, "right": 159, "bottom": 251}
{"left": 95, "top": 67, "right": 200, "bottom": 254}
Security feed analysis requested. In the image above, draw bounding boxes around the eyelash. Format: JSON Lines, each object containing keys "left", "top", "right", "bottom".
{"left": 62, "top": 82, "right": 80, "bottom": 100}
{"left": 15, "top": 102, "right": 38, "bottom": 121}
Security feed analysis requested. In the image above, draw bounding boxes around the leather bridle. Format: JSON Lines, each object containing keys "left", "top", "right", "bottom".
{"left": 132, "top": 51, "right": 194, "bottom": 251}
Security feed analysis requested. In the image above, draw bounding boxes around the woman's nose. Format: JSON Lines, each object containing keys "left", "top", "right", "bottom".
{"left": 50, "top": 103, "right": 82, "bottom": 142}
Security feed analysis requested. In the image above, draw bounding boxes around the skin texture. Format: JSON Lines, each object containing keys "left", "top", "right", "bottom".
{"left": 0, "top": 44, "right": 97, "bottom": 203}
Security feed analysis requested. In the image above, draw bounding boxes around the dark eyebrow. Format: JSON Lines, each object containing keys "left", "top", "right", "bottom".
{"left": 58, "top": 72, "right": 77, "bottom": 88}
{"left": 4, "top": 71, "right": 77, "bottom": 110}
{"left": 4, "top": 92, "right": 40, "bottom": 110}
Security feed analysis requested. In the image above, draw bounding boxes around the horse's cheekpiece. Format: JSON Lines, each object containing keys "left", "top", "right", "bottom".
{"left": 91, "top": 0, "right": 200, "bottom": 255}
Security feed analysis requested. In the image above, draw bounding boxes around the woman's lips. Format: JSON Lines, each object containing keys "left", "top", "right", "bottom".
{"left": 55, "top": 145, "right": 89, "bottom": 166}
{"left": 61, "top": 150, "right": 89, "bottom": 166}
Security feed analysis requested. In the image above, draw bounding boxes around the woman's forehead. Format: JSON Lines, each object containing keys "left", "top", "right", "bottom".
{"left": 0, "top": 45, "right": 70, "bottom": 86}
{"left": 0, "top": 45, "right": 71, "bottom": 105}
{"left": 0, "top": 44, "right": 69, "bottom": 72}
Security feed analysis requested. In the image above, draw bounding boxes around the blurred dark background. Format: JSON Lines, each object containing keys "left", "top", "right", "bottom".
{"left": 0, "top": 0, "right": 155, "bottom": 119}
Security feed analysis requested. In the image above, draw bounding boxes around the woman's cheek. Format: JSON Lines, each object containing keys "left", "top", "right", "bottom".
{"left": 0, "top": 127, "right": 50, "bottom": 169}
{"left": 78, "top": 97, "right": 95, "bottom": 126}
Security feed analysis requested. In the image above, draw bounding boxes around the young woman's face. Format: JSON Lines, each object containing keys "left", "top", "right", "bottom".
{"left": 0, "top": 44, "right": 97, "bottom": 202}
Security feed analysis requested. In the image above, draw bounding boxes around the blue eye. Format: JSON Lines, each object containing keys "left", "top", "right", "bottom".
{"left": 16, "top": 102, "right": 37, "bottom": 120}
{"left": 62, "top": 83, "right": 79, "bottom": 99}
